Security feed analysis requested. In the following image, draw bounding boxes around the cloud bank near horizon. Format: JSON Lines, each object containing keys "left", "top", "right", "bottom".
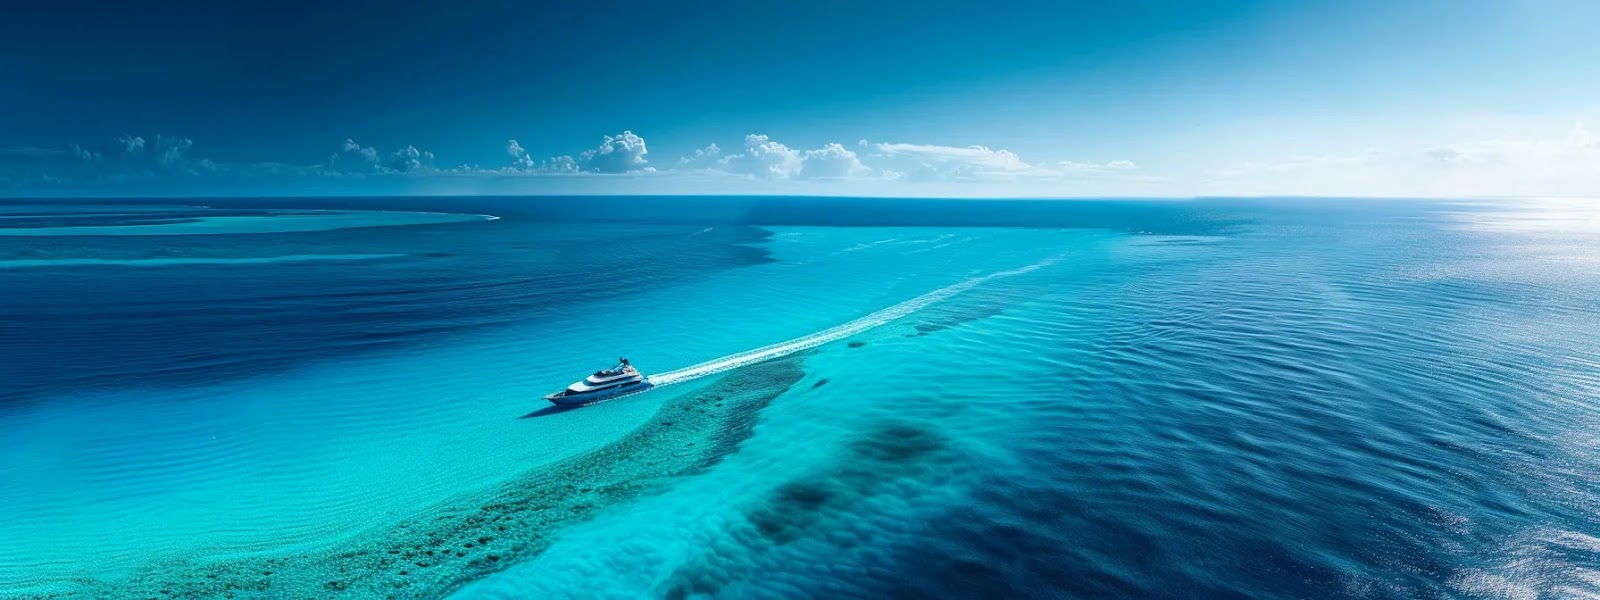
{"left": 2, "top": 119, "right": 1597, "bottom": 198}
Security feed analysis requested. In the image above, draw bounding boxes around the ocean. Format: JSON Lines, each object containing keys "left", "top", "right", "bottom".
{"left": 1, "top": 196, "right": 1596, "bottom": 599}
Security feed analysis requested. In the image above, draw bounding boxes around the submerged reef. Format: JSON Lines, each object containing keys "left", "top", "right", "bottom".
{"left": 911, "top": 304, "right": 1008, "bottom": 335}
{"left": 904, "top": 290, "right": 1015, "bottom": 337}
{"left": 53, "top": 358, "right": 807, "bottom": 599}
{"left": 659, "top": 422, "right": 960, "bottom": 600}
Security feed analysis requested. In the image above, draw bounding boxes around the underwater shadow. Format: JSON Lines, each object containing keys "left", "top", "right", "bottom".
{"left": 520, "top": 405, "right": 580, "bottom": 419}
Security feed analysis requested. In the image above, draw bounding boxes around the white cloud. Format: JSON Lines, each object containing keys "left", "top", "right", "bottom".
{"left": 800, "top": 143, "right": 871, "bottom": 179}
{"left": 700, "top": 135, "right": 874, "bottom": 180}
{"left": 117, "top": 135, "right": 146, "bottom": 153}
{"left": 1411, "top": 122, "right": 1600, "bottom": 196}
{"left": 111, "top": 135, "right": 212, "bottom": 174}
{"left": 14, "top": 113, "right": 1596, "bottom": 198}
{"left": 872, "top": 142, "right": 1055, "bottom": 179}
{"left": 1201, "top": 121, "right": 1600, "bottom": 196}
{"left": 579, "top": 130, "right": 650, "bottom": 173}
{"left": 388, "top": 145, "right": 435, "bottom": 173}
{"left": 1423, "top": 123, "right": 1596, "bottom": 169}
{"left": 677, "top": 143, "right": 721, "bottom": 169}
{"left": 324, "top": 139, "right": 439, "bottom": 174}
{"left": 156, "top": 137, "right": 195, "bottom": 166}
{"left": 330, "top": 139, "right": 382, "bottom": 173}
{"left": 719, "top": 134, "right": 805, "bottom": 179}
{"left": 504, "top": 140, "right": 574, "bottom": 173}
{"left": 1058, "top": 159, "right": 1140, "bottom": 176}
{"left": 0, "top": 129, "right": 1151, "bottom": 194}
{"left": 504, "top": 131, "right": 652, "bottom": 174}
{"left": 0, "top": 134, "right": 216, "bottom": 185}
{"left": 541, "top": 155, "right": 580, "bottom": 173}
{"left": 874, "top": 143, "right": 1032, "bottom": 171}
{"left": 693, "top": 135, "right": 1122, "bottom": 184}
{"left": 506, "top": 140, "right": 535, "bottom": 169}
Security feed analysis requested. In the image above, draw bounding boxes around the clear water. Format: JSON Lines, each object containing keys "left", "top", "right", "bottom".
{"left": 1, "top": 197, "right": 1596, "bottom": 599}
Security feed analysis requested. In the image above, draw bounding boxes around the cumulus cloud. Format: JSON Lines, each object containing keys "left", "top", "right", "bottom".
{"left": 388, "top": 145, "right": 435, "bottom": 173}
{"left": 541, "top": 155, "right": 581, "bottom": 173}
{"left": 640, "top": 134, "right": 886, "bottom": 182}
{"left": 719, "top": 134, "right": 804, "bottom": 179}
{"left": 504, "top": 132, "right": 653, "bottom": 174}
{"left": 506, "top": 140, "right": 535, "bottom": 169}
{"left": 156, "top": 137, "right": 195, "bottom": 165}
{"left": 800, "top": 143, "right": 870, "bottom": 179}
{"left": 676, "top": 143, "right": 722, "bottom": 169}
{"left": 330, "top": 139, "right": 382, "bottom": 173}
{"left": 701, "top": 134, "right": 871, "bottom": 180}
{"left": 117, "top": 135, "right": 146, "bottom": 153}
{"left": 579, "top": 130, "right": 650, "bottom": 173}
{"left": 0, "top": 134, "right": 218, "bottom": 186}
{"left": 323, "top": 139, "right": 440, "bottom": 174}
{"left": 506, "top": 139, "right": 573, "bottom": 172}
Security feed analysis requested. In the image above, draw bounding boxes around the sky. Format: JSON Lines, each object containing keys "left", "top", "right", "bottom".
{"left": 1, "top": 0, "right": 1597, "bottom": 198}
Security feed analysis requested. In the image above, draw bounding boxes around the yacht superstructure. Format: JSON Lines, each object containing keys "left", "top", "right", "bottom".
{"left": 543, "top": 357, "right": 654, "bottom": 406}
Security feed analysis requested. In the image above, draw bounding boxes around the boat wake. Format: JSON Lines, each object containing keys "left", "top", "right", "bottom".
{"left": 648, "top": 258, "right": 1055, "bottom": 387}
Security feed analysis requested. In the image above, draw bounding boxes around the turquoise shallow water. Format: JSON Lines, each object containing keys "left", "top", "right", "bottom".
{"left": 1, "top": 197, "right": 1597, "bottom": 599}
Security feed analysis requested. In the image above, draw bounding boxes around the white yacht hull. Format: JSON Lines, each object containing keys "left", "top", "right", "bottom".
{"left": 544, "top": 379, "right": 655, "bottom": 406}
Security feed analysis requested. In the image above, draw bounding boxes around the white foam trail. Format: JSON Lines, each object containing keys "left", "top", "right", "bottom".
{"left": 648, "top": 258, "right": 1055, "bottom": 386}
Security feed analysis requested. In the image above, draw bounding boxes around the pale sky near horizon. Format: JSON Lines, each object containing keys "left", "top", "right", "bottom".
{"left": 2, "top": 0, "right": 1597, "bottom": 198}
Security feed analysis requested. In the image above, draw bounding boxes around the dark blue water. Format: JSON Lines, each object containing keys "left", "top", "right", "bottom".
{"left": 0, "top": 212, "right": 774, "bottom": 403}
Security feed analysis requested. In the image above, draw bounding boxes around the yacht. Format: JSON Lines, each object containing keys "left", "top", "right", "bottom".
{"left": 544, "top": 358, "right": 654, "bottom": 406}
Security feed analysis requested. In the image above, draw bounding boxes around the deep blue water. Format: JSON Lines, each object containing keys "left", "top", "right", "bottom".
{"left": 1, "top": 215, "right": 773, "bottom": 403}
{"left": 1, "top": 197, "right": 1597, "bottom": 599}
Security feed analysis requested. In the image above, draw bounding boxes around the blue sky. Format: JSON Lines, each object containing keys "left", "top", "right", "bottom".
{"left": 2, "top": 0, "right": 1597, "bottom": 197}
